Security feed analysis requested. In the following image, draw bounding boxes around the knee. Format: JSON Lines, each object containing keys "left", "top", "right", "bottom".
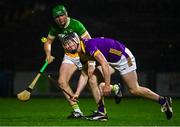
{"left": 88, "top": 78, "right": 95, "bottom": 85}
{"left": 88, "top": 76, "right": 97, "bottom": 86}
{"left": 88, "top": 80, "right": 98, "bottom": 90}
{"left": 58, "top": 78, "right": 68, "bottom": 87}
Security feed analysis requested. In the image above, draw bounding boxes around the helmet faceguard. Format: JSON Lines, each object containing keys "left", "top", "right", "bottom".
{"left": 62, "top": 32, "right": 80, "bottom": 54}
{"left": 62, "top": 32, "right": 80, "bottom": 46}
{"left": 52, "top": 5, "right": 67, "bottom": 18}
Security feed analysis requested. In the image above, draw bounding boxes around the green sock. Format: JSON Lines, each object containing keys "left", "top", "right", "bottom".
{"left": 72, "top": 103, "right": 82, "bottom": 113}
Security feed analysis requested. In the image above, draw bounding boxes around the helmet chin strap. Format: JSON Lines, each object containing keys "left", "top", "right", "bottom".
{"left": 70, "top": 50, "right": 77, "bottom": 54}
{"left": 69, "top": 44, "right": 79, "bottom": 54}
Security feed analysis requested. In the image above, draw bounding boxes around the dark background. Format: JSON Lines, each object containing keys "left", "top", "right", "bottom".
{"left": 0, "top": 0, "right": 180, "bottom": 97}
{"left": 0, "top": 0, "right": 179, "bottom": 72}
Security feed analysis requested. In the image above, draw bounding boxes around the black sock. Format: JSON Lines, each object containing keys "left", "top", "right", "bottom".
{"left": 98, "top": 99, "right": 105, "bottom": 113}
{"left": 159, "top": 96, "right": 166, "bottom": 105}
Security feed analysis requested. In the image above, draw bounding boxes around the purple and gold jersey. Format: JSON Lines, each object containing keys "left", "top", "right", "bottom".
{"left": 81, "top": 37, "right": 129, "bottom": 63}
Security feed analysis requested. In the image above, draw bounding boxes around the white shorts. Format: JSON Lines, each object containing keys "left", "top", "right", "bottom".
{"left": 62, "top": 54, "right": 83, "bottom": 70}
{"left": 109, "top": 48, "right": 137, "bottom": 75}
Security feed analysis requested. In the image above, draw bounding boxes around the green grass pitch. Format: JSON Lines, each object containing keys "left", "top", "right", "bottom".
{"left": 0, "top": 97, "right": 179, "bottom": 126}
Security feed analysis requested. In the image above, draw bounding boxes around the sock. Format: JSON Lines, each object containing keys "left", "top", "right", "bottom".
{"left": 159, "top": 96, "right": 166, "bottom": 105}
{"left": 98, "top": 98, "right": 106, "bottom": 114}
{"left": 112, "top": 84, "right": 119, "bottom": 94}
{"left": 72, "top": 103, "right": 82, "bottom": 113}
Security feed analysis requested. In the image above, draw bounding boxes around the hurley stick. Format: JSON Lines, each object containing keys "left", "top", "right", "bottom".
{"left": 41, "top": 73, "right": 73, "bottom": 98}
{"left": 17, "top": 60, "right": 49, "bottom": 101}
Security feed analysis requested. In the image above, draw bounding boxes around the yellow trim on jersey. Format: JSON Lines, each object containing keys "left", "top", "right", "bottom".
{"left": 80, "top": 40, "right": 86, "bottom": 54}
{"left": 65, "top": 52, "right": 79, "bottom": 57}
{"left": 48, "top": 34, "right": 55, "bottom": 40}
{"left": 81, "top": 31, "right": 91, "bottom": 39}
{"left": 109, "top": 48, "right": 122, "bottom": 56}
{"left": 94, "top": 50, "right": 101, "bottom": 57}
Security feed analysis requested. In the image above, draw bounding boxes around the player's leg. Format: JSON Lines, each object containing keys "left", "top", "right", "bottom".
{"left": 86, "top": 79, "right": 108, "bottom": 121}
{"left": 119, "top": 48, "right": 173, "bottom": 120}
{"left": 59, "top": 63, "right": 77, "bottom": 102}
{"left": 58, "top": 55, "right": 83, "bottom": 118}
{"left": 87, "top": 61, "right": 102, "bottom": 104}
{"left": 85, "top": 62, "right": 108, "bottom": 121}
{"left": 122, "top": 71, "right": 160, "bottom": 100}
{"left": 122, "top": 71, "right": 173, "bottom": 120}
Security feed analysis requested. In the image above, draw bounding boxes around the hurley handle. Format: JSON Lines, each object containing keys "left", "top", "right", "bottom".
{"left": 27, "top": 60, "right": 49, "bottom": 90}
{"left": 40, "top": 60, "right": 49, "bottom": 73}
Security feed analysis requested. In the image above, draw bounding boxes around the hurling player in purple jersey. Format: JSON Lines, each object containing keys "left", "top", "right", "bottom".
{"left": 61, "top": 32, "right": 173, "bottom": 120}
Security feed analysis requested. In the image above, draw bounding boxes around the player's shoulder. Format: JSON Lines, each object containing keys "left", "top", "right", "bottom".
{"left": 98, "top": 37, "right": 116, "bottom": 41}
{"left": 91, "top": 37, "right": 109, "bottom": 41}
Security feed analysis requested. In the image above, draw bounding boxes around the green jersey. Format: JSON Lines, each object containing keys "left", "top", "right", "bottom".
{"left": 48, "top": 17, "right": 87, "bottom": 40}
{"left": 48, "top": 17, "right": 87, "bottom": 57}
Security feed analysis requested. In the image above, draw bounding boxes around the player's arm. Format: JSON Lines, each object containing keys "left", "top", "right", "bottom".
{"left": 74, "top": 19, "right": 95, "bottom": 76}
{"left": 93, "top": 50, "right": 111, "bottom": 95}
{"left": 44, "top": 36, "right": 54, "bottom": 63}
{"left": 71, "top": 69, "right": 88, "bottom": 102}
{"left": 82, "top": 31, "right": 94, "bottom": 77}
{"left": 43, "top": 26, "right": 58, "bottom": 63}
{"left": 80, "top": 31, "right": 91, "bottom": 39}
{"left": 80, "top": 30, "right": 93, "bottom": 76}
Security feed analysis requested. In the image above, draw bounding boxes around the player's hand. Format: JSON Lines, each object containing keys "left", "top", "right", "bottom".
{"left": 46, "top": 55, "right": 55, "bottom": 64}
{"left": 102, "top": 84, "right": 111, "bottom": 96}
{"left": 71, "top": 94, "right": 79, "bottom": 102}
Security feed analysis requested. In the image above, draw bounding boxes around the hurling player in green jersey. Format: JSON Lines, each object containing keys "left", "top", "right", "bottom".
{"left": 43, "top": 5, "right": 108, "bottom": 119}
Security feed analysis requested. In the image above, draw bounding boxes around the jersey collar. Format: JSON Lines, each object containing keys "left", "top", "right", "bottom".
{"left": 64, "top": 17, "right": 70, "bottom": 28}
